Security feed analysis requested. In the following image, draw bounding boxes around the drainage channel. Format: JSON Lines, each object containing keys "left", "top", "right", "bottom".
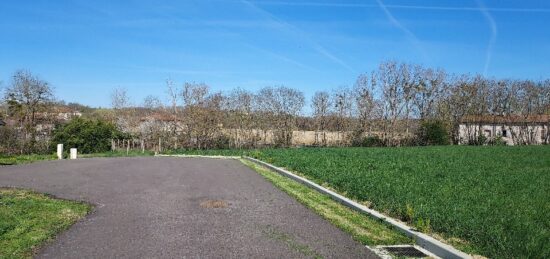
{"left": 369, "top": 245, "right": 439, "bottom": 259}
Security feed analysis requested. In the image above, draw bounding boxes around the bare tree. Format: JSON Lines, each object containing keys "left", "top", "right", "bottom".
{"left": 164, "top": 78, "right": 181, "bottom": 147}
{"left": 143, "top": 95, "right": 163, "bottom": 110}
{"left": 353, "top": 73, "right": 376, "bottom": 137}
{"left": 311, "top": 91, "right": 331, "bottom": 146}
{"left": 110, "top": 87, "right": 130, "bottom": 110}
{"left": 3, "top": 70, "right": 54, "bottom": 153}
{"left": 180, "top": 82, "right": 224, "bottom": 149}
{"left": 182, "top": 82, "right": 209, "bottom": 107}
{"left": 226, "top": 88, "right": 255, "bottom": 148}
{"left": 374, "top": 61, "right": 406, "bottom": 146}
{"left": 257, "top": 86, "right": 304, "bottom": 147}
{"left": 413, "top": 67, "right": 447, "bottom": 120}
{"left": 332, "top": 86, "right": 354, "bottom": 145}
{"left": 110, "top": 87, "right": 136, "bottom": 134}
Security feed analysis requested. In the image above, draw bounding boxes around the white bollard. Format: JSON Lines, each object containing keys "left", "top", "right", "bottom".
{"left": 70, "top": 148, "right": 78, "bottom": 159}
{"left": 57, "top": 144, "right": 64, "bottom": 160}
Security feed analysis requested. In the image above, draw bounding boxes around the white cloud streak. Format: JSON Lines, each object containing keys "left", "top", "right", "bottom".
{"left": 240, "top": 0, "right": 355, "bottom": 72}
{"left": 477, "top": 0, "right": 498, "bottom": 76}
{"left": 243, "top": 43, "right": 316, "bottom": 71}
{"left": 249, "top": 1, "right": 550, "bottom": 13}
{"left": 375, "top": 0, "right": 428, "bottom": 61}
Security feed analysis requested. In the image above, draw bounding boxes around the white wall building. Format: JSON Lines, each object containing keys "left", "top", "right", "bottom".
{"left": 459, "top": 115, "right": 549, "bottom": 145}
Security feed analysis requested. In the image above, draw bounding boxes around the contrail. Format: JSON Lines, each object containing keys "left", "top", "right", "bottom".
{"left": 243, "top": 43, "right": 316, "bottom": 71}
{"left": 250, "top": 1, "right": 550, "bottom": 13}
{"left": 375, "top": 0, "right": 428, "bottom": 61}
{"left": 476, "top": 0, "right": 497, "bottom": 76}
{"left": 240, "top": 0, "right": 355, "bottom": 72}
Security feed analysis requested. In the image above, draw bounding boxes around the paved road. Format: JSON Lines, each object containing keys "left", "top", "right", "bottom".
{"left": 0, "top": 157, "right": 377, "bottom": 258}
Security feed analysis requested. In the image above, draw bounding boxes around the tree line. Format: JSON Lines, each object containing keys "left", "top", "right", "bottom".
{"left": 110, "top": 60, "right": 550, "bottom": 149}
{"left": 1, "top": 61, "right": 549, "bottom": 154}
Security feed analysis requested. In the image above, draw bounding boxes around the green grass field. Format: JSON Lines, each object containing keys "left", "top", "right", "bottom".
{"left": 176, "top": 146, "right": 550, "bottom": 258}
{"left": 0, "top": 188, "right": 91, "bottom": 258}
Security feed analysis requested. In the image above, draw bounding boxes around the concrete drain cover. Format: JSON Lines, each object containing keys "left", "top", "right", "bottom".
{"left": 369, "top": 245, "right": 436, "bottom": 259}
{"left": 200, "top": 200, "right": 228, "bottom": 208}
{"left": 382, "top": 246, "right": 428, "bottom": 257}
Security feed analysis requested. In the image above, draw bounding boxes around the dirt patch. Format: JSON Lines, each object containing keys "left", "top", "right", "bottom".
{"left": 200, "top": 200, "right": 228, "bottom": 208}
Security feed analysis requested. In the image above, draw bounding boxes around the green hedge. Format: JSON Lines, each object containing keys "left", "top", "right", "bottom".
{"left": 51, "top": 118, "right": 126, "bottom": 154}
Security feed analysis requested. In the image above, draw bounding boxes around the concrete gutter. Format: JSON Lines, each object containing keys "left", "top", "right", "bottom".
{"left": 243, "top": 156, "right": 471, "bottom": 259}
{"left": 157, "top": 154, "right": 471, "bottom": 259}
{"left": 155, "top": 154, "right": 240, "bottom": 159}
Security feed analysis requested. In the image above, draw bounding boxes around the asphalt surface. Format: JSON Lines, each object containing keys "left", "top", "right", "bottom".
{"left": 0, "top": 157, "right": 377, "bottom": 258}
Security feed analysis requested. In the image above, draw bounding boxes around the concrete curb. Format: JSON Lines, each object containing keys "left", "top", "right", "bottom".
{"left": 243, "top": 156, "right": 471, "bottom": 259}
{"left": 155, "top": 154, "right": 240, "bottom": 159}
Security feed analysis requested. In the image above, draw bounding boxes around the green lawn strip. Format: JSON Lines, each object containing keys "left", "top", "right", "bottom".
{"left": 0, "top": 151, "right": 155, "bottom": 166}
{"left": 79, "top": 150, "right": 155, "bottom": 158}
{"left": 241, "top": 159, "right": 411, "bottom": 247}
{"left": 0, "top": 154, "right": 57, "bottom": 166}
{"left": 262, "top": 225, "right": 324, "bottom": 259}
{"left": 0, "top": 188, "right": 92, "bottom": 259}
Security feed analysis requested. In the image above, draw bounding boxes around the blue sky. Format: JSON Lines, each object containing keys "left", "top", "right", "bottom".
{"left": 1, "top": 0, "right": 549, "bottom": 108}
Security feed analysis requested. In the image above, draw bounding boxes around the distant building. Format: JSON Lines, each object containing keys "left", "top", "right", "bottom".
{"left": 459, "top": 115, "right": 549, "bottom": 145}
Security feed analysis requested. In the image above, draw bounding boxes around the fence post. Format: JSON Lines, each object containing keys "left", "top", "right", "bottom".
{"left": 70, "top": 148, "right": 77, "bottom": 159}
{"left": 57, "top": 144, "right": 63, "bottom": 160}
{"left": 159, "top": 137, "right": 162, "bottom": 153}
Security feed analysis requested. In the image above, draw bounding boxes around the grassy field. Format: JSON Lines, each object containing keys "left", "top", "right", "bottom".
{"left": 0, "top": 188, "right": 91, "bottom": 258}
{"left": 176, "top": 146, "right": 550, "bottom": 258}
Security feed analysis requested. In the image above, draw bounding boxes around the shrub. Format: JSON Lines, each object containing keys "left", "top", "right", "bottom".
{"left": 0, "top": 126, "right": 19, "bottom": 154}
{"left": 51, "top": 118, "right": 125, "bottom": 154}
{"left": 210, "top": 134, "right": 231, "bottom": 149}
{"left": 400, "top": 136, "right": 421, "bottom": 147}
{"left": 468, "top": 134, "right": 487, "bottom": 146}
{"left": 416, "top": 120, "right": 450, "bottom": 146}
{"left": 488, "top": 136, "right": 507, "bottom": 146}
{"left": 353, "top": 136, "right": 385, "bottom": 147}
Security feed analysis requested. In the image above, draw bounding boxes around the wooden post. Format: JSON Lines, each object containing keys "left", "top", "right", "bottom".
{"left": 141, "top": 139, "right": 145, "bottom": 153}
{"left": 126, "top": 139, "right": 129, "bottom": 155}
{"left": 158, "top": 137, "right": 162, "bottom": 153}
